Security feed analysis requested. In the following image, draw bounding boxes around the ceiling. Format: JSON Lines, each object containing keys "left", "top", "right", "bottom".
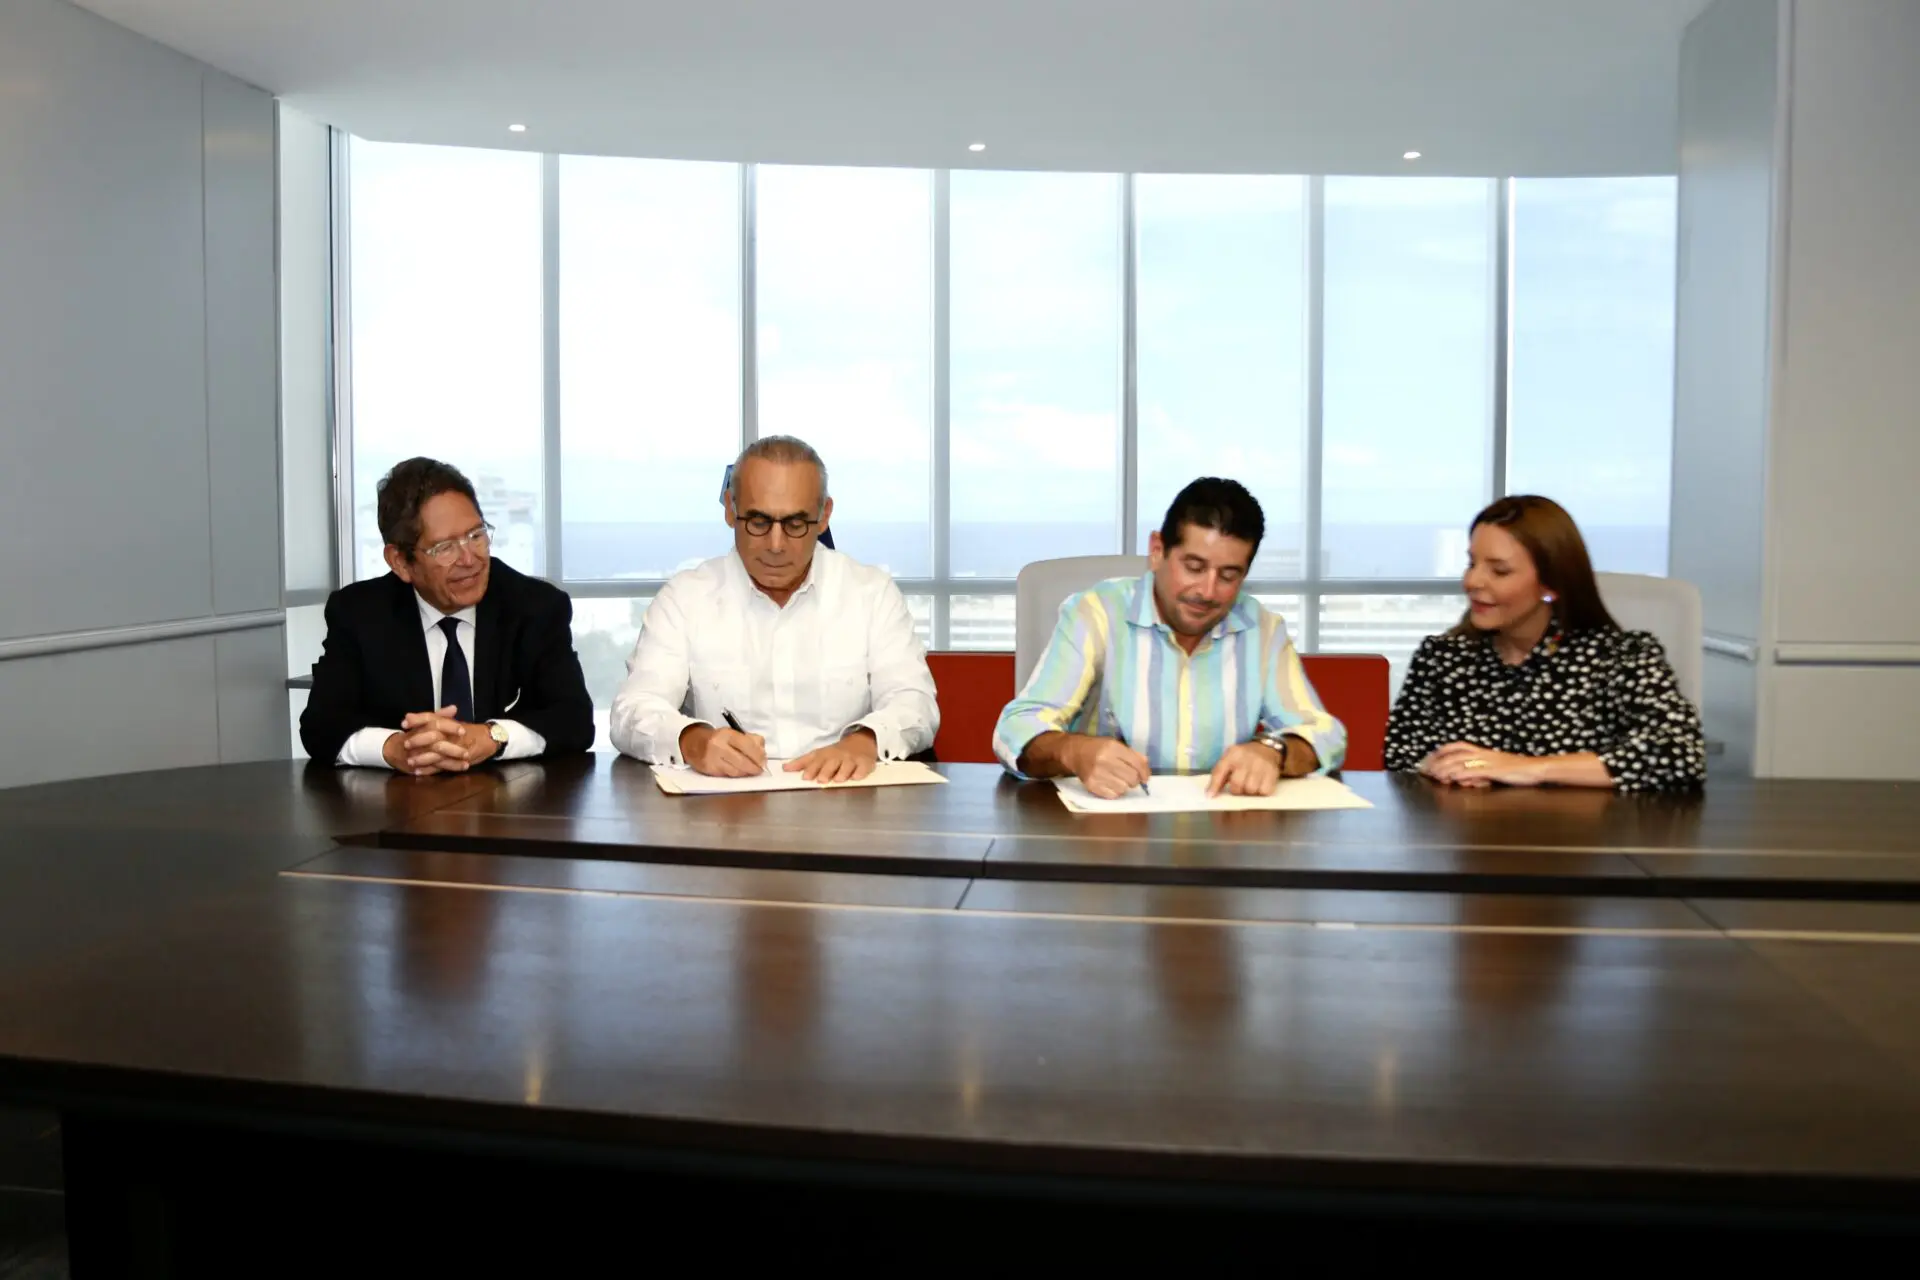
{"left": 74, "top": 0, "right": 1713, "bottom": 176}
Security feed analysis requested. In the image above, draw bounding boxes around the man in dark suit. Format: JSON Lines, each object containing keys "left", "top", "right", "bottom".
{"left": 300, "top": 457, "right": 595, "bottom": 773}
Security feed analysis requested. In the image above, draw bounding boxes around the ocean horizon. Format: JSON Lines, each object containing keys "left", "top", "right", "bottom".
{"left": 555, "top": 519, "right": 1667, "bottom": 582}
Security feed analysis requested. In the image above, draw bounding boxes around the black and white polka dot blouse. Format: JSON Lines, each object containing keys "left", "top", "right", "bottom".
{"left": 1383, "top": 628, "right": 1707, "bottom": 792}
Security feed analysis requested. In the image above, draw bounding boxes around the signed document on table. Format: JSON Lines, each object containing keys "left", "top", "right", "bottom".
{"left": 1054, "top": 773, "right": 1373, "bottom": 814}
{"left": 651, "top": 760, "right": 949, "bottom": 795}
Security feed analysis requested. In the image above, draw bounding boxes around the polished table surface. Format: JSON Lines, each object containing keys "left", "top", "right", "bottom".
{"left": 5, "top": 757, "right": 1920, "bottom": 1218}
{"left": 379, "top": 755, "right": 1920, "bottom": 895}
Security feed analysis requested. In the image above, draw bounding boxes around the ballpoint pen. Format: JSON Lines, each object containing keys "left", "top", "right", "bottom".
{"left": 719, "top": 709, "right": 772, "bottom": 775}
{"left": 1099, "top": 698, "right": 1150, "bottom": 797}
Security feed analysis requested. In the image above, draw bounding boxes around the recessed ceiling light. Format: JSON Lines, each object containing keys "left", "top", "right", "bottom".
{"left": 968, "top": 142, "right": 986, "bottom": 152}
{"left": 1403, "top": 150, "right": 1421, "bottom": 160}
{"left": 508, "top": 123, "right": 528, "bottom": 133}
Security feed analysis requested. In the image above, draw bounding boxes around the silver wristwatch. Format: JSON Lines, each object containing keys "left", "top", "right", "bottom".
{"left": 1253, "top": 729, "right": 1292, "bottom": 770}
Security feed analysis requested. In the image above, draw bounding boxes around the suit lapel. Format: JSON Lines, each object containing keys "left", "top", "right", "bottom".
{"left": 473, "top": 578, "right": 503, "bottom": 721}
{"left": 391, "top": 578, "right": 435, "bottom": 712}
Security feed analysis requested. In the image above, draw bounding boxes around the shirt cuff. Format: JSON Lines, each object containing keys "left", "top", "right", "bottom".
{"left": 992, "top": 720, "right": 1051, "bottom": 780}
{"left": 337, "top": 726, "right": 398, "bottom": 769}
{"left": 489, "top": 719, "right": 546, "bottom": 761}
{"left": 660, "top": 715, "right": 714, "bottom": 766}
{"left": 847, "top": 717, "right": 907, "bottom": 761}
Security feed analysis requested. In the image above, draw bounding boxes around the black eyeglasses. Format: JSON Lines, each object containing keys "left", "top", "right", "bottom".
{"left": 741, "top": 512, "right": 821, "bottom": 539}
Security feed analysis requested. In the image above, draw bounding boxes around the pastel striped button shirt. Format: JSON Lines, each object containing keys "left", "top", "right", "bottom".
{"left": 994, "top": 573, "right": 1346, "bottom": 777}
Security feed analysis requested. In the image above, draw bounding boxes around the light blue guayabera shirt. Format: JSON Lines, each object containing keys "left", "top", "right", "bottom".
{"left": 994, "top": 573, "right": 1346, "bottom": 777}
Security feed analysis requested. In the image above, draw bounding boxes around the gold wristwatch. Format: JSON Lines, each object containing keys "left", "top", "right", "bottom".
{"left": 486, "top": 721, "right": 510, "bottom": 750}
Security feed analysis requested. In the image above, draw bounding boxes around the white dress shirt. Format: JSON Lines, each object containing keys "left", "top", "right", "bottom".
{"left": 335, "top": 593, "right": 547, "bottom": 768}
{"left": 610, "top": 547, "right": 939, "bottom": 764}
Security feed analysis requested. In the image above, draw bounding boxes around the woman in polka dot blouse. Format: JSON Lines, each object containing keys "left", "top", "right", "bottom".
{"left": 1384, "top": 495, "right": 1706, "bottom": 792}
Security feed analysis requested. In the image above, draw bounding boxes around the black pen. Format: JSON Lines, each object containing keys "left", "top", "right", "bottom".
{"left": 719, "top": 709, "right": 770, "bottom": 775}
{"left": 1100, "top": 701, "right": 1150, "bottom": 796}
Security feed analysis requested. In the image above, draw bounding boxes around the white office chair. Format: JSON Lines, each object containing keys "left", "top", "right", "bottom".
{"left": 1595, "top": 572, "right": 1704, "bottom": 707}
{"left": 1014, "top": 555, "right": 1149, "bottom": 690}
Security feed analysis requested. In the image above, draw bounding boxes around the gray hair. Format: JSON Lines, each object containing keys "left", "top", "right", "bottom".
{"left": 729, "top": 435, "right": 829, "bottom": 512}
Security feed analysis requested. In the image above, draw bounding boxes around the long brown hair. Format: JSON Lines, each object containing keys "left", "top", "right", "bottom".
{"left": 1448, "top": 495, "right": 1618, "bottom": 637}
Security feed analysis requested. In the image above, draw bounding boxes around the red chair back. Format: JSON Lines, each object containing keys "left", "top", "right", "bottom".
{"left": 1300, "top": 653, "right": 1389, "bottom": 771}
{"left": 924, "top": 652, "right": 1011, "bottom": 765}
{"left": 924, "top": 650, "right": 1389, "bottom": 770}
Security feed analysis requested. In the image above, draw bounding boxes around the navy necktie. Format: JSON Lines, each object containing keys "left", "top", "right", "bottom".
{"left": 438, "top": 617, "right": 474, "bottom": 723}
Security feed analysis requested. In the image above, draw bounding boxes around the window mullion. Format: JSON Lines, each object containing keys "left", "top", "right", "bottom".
{"left": 540, "top": 153, "right": 563, "bottom": 582}
{"left": 933, "top": 168, "right": 952, "bottom": 648}
{"left": 741, "top": 162, "right": 758, "bottom": 450}
{"left": 1119, "top": 172, "right": 1139, "bottom": 556}
{"left": 1492, "top": 176, "right": 1512, "bottom": 501}
{"left": 1303, "top": 175, "right": 1327, "bottom": 653}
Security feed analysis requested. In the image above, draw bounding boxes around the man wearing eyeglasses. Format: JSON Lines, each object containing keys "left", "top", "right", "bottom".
{"left": 299, "top": 457, "right": 595, "bottom": 773}
{"left": 611, "top": 435, "right": 938, "bottom": 782}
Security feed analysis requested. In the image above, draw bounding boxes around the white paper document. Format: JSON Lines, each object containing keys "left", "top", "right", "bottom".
{"left": 1053, "top": 772, "right": 1373, "bottom": 814}
{"left": 651, "top": 760, "right": 949, "bottom": 796}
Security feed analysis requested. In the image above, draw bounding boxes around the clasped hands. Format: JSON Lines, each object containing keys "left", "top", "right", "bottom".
{"left": 680, "top": 723, "right": 880, "bottom": 784}
{"left": 381, "top": 707, "right": 501, "bottom": 776}
{"left": 1066, "top": 736, "right": 1294, "bottom": 800}
{"left": 1419, "top": 742, "right": 1546, "bottom": 788}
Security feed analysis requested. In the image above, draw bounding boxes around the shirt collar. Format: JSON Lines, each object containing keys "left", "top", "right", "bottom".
{"left": 415, "top": 592, "right": 477, "bottom": 632}
{"left": 1123, "top": 571, "right": 1257, "bottom": 640}
{"left": 729, "top": 547, "right": 826, "bottom": 604}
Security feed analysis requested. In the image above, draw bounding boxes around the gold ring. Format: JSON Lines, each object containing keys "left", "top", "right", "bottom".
{"left": 1464, "top": 759, "right": 1487, "bottom": 769}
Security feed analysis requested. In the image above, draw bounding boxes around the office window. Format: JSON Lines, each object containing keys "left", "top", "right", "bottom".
{"left": 336, "top": 148, "right": 1678, "bottom": 687}
{"left": 950, "top": 171, "right": 1123, "bottom": 579}
{"left": 285, "top": 603, "right": 327, "bottom": 757}
{"left": 1321, "top": 177, "right": 1498, "bottom": 579}
{"left": 950, "top": 594, "right": 1016, "bottom": 651}
{"left": 1318, "top": 595, "right": 1464, "bottom": 693}
{"left": 347, "top": 141, "right": 544, "bottom": 579}
{"left": 1135, "top": 175, "right": 1309, "bottom": 576}
{"left": 1507, "top": 177, "right": 1677, "bottom": 575}
{"left": 570, "top": 596, "right": 652, "bottom": 751}
{"left": 560, "top": 156, "right": 741, "bottom": 582}
{"left": 756, "top": 166, "right": 934, "bottom": 578}
{"left": 904, "top": 595, "right": 935, "bottom": 650}
{"left": 1253, "top": 595, "right": 1309, "bottom": 632}
{"left": 570, "top": 596, "right": 656, "bottom": 709}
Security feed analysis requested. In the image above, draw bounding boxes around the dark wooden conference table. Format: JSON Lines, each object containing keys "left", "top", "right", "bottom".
{"left": 4, "top": 755, "right": 1920, "bottom": 1269}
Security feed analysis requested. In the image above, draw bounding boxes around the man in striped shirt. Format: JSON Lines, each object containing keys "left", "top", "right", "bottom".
{"left": 994, "top": 477, "right": 1345, "bottom": 799}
